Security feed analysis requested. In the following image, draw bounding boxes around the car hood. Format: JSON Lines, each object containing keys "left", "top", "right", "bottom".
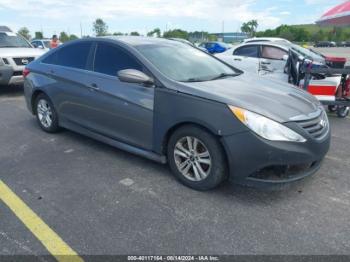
{"left": 177, "top": 73, "right": 321, "bottom": 123}
{"left": 0, "top": 48, "right": 45, "bottom": 57}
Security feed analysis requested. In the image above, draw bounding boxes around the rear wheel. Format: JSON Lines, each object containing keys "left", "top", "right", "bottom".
{"left": 34, "top": 93, "right": 60, "bottom": 132}
{"left": 336, "top": 106, "right": 350, "bottom": 118}
{"left": 167, "top": 125, "right": 227, "bottom": 191}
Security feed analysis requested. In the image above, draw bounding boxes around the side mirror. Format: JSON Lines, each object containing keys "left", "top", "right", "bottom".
{"left": 38, "top": 45, "right": 44, "bottom": 49}
{"left": 282, "top": 54, "right": 289, "bottom": 61}
{"left": 117, "top": 69, "right": 154, "bottom": 86}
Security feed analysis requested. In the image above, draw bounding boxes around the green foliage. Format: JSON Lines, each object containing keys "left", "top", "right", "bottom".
{"left": 241, "top": 20, "right": 258, "bottom": 37}
{"left": 34, "top": 31, "right": 43, "bottom": 39}
{"left": 113, "top": 32, "right": 124, "bottom": 36}
{"left": 18, "top": 27, "right": 31, "bottom": 40}
{"left": 93, "top": 18, "right": 108, "bottom": 36}
{"left": 69, "top": 34, "right": 79, "bottom": 41}
{"left": 59, "top": 31, "right": 70, "bottom": 42}
{"left": 130, "top": 31, "right": 140, "bottom": 36}
{"left": 257, "top": 24, "right": 350, "bottom": 42}
{"left": 147, "top": 28, "right": 161, "bottom": 37}
{"left": 163, "top": 29, "right": 188, "bottom": 39}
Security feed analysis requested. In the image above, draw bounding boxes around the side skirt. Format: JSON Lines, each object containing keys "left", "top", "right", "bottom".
{"left": 60, "top": 120, "right": 167, "bottom": 164}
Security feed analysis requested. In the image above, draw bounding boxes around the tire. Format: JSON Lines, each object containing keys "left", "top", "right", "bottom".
{"left": 34, "top": 93, "right": 60, "bottom": 133}
{"left": 167, "top": 125, "right": 227, "bottom": 191}
{"left": 336, "top": 106, "right": 350, "bottom": 118}
{"left": 328, "top": 105, "right": 337, "bottom": 113}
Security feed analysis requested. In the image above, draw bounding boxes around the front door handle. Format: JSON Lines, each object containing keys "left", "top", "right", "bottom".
{"left": 261, "top": 61, "right": 271, "bottom": 65}
{"left": 89, "top": 83, "right": 100, "bottom": 91}
{"left": 234, "top": 58, "right": 242, "bottom": 61}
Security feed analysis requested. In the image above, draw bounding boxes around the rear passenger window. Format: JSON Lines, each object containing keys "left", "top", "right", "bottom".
{"left": 233, "top": 45, "right": 259, "bottom": 58}
{"left": 94, "top": 43, "right": 142, "bottom": 76}
{"left": 42, "top": 42, "right": 92, "bottom": 70}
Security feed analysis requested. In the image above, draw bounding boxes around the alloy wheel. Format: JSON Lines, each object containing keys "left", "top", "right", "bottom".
{"left": 37, "top": 99, "right": 53, "bottom": 128}
{"left": 174, "top": 136, "right": 212, "bottom": 181}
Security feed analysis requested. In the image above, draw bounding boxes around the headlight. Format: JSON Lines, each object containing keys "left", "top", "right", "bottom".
{"left": 229, "top": 106, "right": 306, "bottom": 142}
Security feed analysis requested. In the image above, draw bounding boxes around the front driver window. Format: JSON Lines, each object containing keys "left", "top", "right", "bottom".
{"left": 94, "top": 43, "right": 143, "bottom": 77}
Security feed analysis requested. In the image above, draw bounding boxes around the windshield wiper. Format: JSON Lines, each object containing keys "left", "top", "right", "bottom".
{"left": 0, "top": 46, "right": 27, "bottom": 48}
{"left": 181, "top": 78, "right": 208, "bottom": 83}
{"left": 209, "top": 73, "right": 239, "bottom": 81}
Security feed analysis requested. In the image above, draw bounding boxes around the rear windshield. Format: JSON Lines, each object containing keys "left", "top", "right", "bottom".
{"left": 0, "top": 32, "right": 32, "bottom": 48}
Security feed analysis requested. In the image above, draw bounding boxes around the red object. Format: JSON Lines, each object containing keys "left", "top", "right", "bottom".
{"left": 345, "top": 78, "right": 350, "bottom": 97}
{"left": 325, "top": 56, "right": 347, "bottom": 63}
{"left": 308, "top": 85, "right": 337, "bottom": 96}
{"left": 316, "top": 1, "right": 350, "bottom": 26}
{"left": 325, "top": 56, "right": 347, "bottom": 68}
{"left": 23, "top": 68, "right": 30, "bottom": 78}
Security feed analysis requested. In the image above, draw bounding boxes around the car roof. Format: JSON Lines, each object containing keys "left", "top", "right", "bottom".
{"left": 0, "top": 26, "right": 12, "bottom": 32}
{"left": 102, "top": 36, "right": 186, "bottom": 47}
{"left": 234, "top": 41, "right": 289, "bottom": 50}
{"left": 244, "top": 37, "right": 290, "bottom": 43}
{"left": 31, "top": 39, "right": 51, "bottom": 41}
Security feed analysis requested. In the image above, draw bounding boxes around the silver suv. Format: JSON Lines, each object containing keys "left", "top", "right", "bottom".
{"left": 0, "top": 27, "right": 44, "bottom": 86}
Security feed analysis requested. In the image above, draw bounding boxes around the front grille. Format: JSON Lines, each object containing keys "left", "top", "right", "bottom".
{"left": 12, "top": 57, "right": 34, "bottom": 66}
{"left": 296, "top": 111, "right": 329, "bottom": 140}
{"left": 249, "top": 162, "right": 318, "bottom": 181}
{"left": 2, "top": 58, "right": 9, "bottom": 65}
{"left": 12, "top": 71, "right": 22, "bottom": 76}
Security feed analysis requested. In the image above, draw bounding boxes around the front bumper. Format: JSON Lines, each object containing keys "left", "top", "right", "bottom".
{"left": 221, "top": 128, "right": 330, "bottom": 187}
{"left": 0, "top": 65, "right": 24, "bottom": 85}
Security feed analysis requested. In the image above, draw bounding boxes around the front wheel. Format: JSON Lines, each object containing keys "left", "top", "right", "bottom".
{"left": 336, "top": 106, "right": 350, "bottom": 118}
{"left": 328, "top": 105, "right": 337, "bottom": 113}
{"left": 167, "top": 125, "right": 227, "bottom": 191}
{"left": 34, "top": 93, "right": 60, "bottom": 133}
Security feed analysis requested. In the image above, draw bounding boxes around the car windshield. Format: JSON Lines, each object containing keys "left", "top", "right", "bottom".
{"left": 290, "top": 44, "right": 324, "bottom": 62}
{"left": 43, "top": 40, "right": 50, "bottom": 48}
{"left": 277, "top": 41, "right": 324, "bottom": 62}
{"left": 0, "top": 32, "right": 32, "bottom": 48}
{"left": 136, "top": 44, "right": 240, "bottom": 82}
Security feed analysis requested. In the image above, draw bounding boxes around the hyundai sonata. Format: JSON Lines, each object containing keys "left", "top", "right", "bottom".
{"left": 23, "top": 37, "right": 330, "bottom": 190}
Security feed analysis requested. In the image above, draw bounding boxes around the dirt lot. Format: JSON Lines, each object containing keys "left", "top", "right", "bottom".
{"left": 0, "top": 84, "right": 349, "bottom": 260}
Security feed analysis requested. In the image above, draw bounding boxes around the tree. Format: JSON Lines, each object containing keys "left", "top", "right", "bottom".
{"left": 241, "top": 20, "right": 258, "bottom": 37}
{"left": 18, "top": 27, "right": 31, "bottom": 40}
{"left": 311, "top": 30, "right": 326, "bottom": 42}
{"left": 93, "top": 18, "right": 108, "bottom": 36}
{"left": 147, "top": 28, "right": 161, "bottom": 37}
{"left": 163, "top": 29, "right": 188, "bottom": 39}
{"left": 113, "top": 32, "right": 124, "bottom": 36}
{"left": 69, "top": 34, "right": 79, "bottom": 41}
{"left": 35, "top": 31, "right": 43, "bottom": 39}
{"left": 59, "top": 31, "right": 70, "bottom": 42}
{"left": 130, "top": 31, "right": 140, "bottom": 36}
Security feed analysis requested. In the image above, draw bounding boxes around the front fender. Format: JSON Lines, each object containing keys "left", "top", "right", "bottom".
{"left": 152, "top": 87, "right": 247, "bottom": 154}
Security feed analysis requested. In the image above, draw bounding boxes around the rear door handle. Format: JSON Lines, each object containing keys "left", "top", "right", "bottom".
{"left": 234, "top": 58, "right": 242, "bottom": 61}
{"left": 89, "top": 83, "right": 100, "bottom": 91}
{"left": 261, "top": 61, "right": 271, "bottom": 65}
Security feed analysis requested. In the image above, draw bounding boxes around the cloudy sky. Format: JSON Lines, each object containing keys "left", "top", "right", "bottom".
{"left": 0, "top": 0, "right": 345, "bottom": 37}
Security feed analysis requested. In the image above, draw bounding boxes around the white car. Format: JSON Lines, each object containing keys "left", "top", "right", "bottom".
{"left": 216, "top": 41, "right": 291, "bottom": 74}
{"left": 0, "top": 28, "right": 45, "bottom": 86}
{"left": 243, "top": 37, "right": 291, "bottom": 44}
{"left": 216, "top": 40, "right": 350, "bottom": 117}
{"left": 215, "top": 41, "right": 332, "bottom": 75}
{"left": 31, "top": 39, "right": 51, "bottom": 51}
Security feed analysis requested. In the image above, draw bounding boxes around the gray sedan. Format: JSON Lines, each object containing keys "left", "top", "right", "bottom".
{"left": 23, "top": 37, "right": 330, "bottom": 190}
